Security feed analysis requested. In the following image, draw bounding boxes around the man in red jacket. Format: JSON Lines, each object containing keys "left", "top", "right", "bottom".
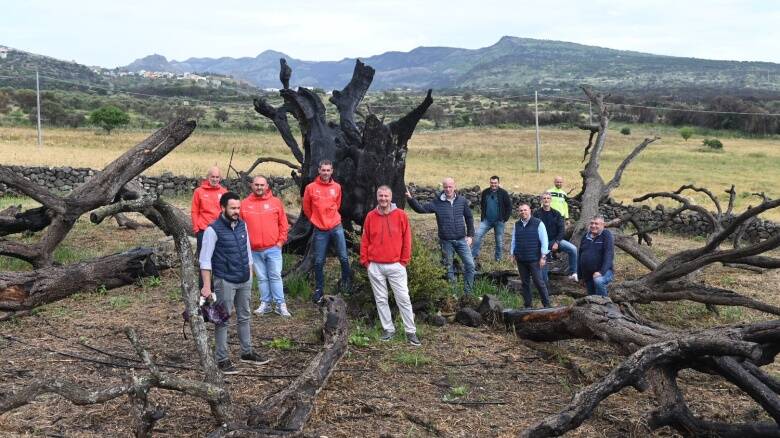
{"left": 303, "top": 160, "right": 351, "bottom": 304}
{"left": 191, "top": 166, "right": 227, "bottom": 287}
{"left": 360, "top": 185, "right": 420, "bottom": 346}
{"left": 241, "top": 176, "right": 290, "bottom": 317}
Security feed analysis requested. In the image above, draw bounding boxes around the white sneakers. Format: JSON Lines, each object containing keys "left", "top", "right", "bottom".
{"left": 569, "top": 273, "right": 579, "bottom": 282}
{"left": 275, "top": 303, "right": 292, "bottom": 318}
{"left": 254, "top": 302, "right": 272, "bottom": 315}
{"left": 254, "top": 302, "right": 292, "bottom": 318}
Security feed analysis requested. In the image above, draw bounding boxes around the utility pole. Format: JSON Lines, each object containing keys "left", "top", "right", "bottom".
{"left": 588, "top": 101, "right": 593, "bottom": 125}
{"left": 36, "top": 71, "right": 43, "bottom": 147}
{"left": 534, "top": 90, "right": 541, "bottom": 173}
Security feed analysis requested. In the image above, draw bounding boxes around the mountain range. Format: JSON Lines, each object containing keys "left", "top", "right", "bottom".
{"left": 121, "top": 36, "right": 780, "bottom": 93}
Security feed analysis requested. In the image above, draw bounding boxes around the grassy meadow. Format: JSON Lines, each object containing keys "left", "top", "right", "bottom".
{"left": 2, "top": 124, "right": 779, "bottom": 218}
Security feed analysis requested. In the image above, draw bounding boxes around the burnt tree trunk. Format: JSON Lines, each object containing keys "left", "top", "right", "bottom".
{"left": 253, "top": 59, "right": 432, "bottom": 265}
{"left": 0, "top": 248, "right": 160, "bottom": 320}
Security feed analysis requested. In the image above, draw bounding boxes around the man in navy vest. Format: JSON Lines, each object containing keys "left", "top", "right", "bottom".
{"left": 200, "top": 192, "right": 270, "bottom": 374}
{"left": 510, "top": 203, "right": 551, "bottom": 308}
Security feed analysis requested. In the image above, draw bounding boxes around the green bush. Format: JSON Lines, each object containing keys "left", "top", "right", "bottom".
{"left": 406, "top": 238, "right": 449, "bottom": 306}
{"left": 619, "top": 127, "right": 631, "bottom": 135}
{"left": 679, "top": 127, "right": 694, "bottom": 141}
{"left": 702, "top": 138, "right": 724, "bottom": 149}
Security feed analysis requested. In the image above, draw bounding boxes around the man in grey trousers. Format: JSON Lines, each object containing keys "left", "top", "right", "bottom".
{"left": 200, "top": 192, "right": 270, "bottom": 374}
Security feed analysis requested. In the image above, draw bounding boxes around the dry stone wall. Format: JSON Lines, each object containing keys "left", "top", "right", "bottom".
{"left": 1, "top": 166, "right": 777, "bottom": 243}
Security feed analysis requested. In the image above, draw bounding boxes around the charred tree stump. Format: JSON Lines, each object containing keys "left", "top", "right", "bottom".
{"left": 505, "top": 297, "right": 780, "bottom": 437}
{"left": 253, "top": 59, "right": 433, "bottom": 268}
{"left": 0, "top": 248, "right": 159, "bottom": 320}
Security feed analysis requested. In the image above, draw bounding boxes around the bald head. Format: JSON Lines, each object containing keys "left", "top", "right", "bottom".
{"left": 207, "top": 166, "right": 221, "bottom": 187}
{"left": 554, "top": 176, "right": 564, "bottom": 189}
{"left": 442, "top": 177, "right": 456, "bottom": 199}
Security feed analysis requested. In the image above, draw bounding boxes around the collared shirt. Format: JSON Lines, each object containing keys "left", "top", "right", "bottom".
{"left": 510, "top": 218, "right": 550, "bottom": 258}
{"left": 199, "top": 218, "right": 253, "bottom": 270}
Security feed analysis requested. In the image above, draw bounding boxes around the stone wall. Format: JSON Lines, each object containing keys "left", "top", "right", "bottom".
{"left": 2, "top": 165, "right": 777, "bottom": 243}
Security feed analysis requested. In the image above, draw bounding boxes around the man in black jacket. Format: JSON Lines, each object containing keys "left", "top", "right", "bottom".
{"left": 472, "top": 176, "right": 513, "bottom": 262}
{"left": 533, "top": 192, "right": 579, "bottom": 285}
{"left": 406, "top": 177, "right": 476, "bottom": 295}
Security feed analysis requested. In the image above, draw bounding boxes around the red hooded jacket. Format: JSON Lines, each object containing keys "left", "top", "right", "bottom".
{"left": 360, "top": 205, "right": 412, "bottom": 267}
{"left": 240, "top": 189, "right": 289, "bottom": 251}
{"left": 191, "top": 180, "right": 227, "bottom": 233}
{"left": 302, "top": 176, "right": 342, "bottom": 231}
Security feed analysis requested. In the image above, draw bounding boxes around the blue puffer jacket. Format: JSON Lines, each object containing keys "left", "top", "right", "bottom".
{"left": 407, "top": 193, "right": 474, "bottom": 240}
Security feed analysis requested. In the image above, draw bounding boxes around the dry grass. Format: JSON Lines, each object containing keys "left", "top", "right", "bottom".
{"left": 2, "top": 125, "right": 779, "bottom": 219}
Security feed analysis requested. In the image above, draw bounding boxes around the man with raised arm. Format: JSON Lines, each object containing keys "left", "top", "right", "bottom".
{"left": 406, "top": 177, "right": 475, "bottom": 295}
{"left": 360, "top": 186, "right": 420, "bottom": 346}
{"left": 303, "top": 160, "right": 351, "bottom": 304}
{"left": 200, "top": 192, "right": 269, "bottom": 375}
{"left": 241, "top": 176, "right": 290, "bottom": 317}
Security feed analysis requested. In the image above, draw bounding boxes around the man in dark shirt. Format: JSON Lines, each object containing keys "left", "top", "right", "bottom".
{"left": 472, "top": 176, "right": 513, "bottom": 262}
{"left": 533, "top": 192, "right": 578, "bottom": 285}
{"left": 577, "top": 215, "right": 614, "bottom": 296}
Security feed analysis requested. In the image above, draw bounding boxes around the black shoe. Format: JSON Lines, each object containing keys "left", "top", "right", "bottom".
{"left": 240, "top": 351, "right": 271, "bottom": 365}
{"left": 218, "top": 360, "right": 238, "bottom": 375}
{"left": 406, "top": 332, "right": 421, "bottom": 347}
{"left": 311, "top": 289, "right": 323, "bottom": 304}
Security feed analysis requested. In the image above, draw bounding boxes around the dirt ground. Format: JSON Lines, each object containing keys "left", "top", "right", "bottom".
{"left": 1, "top": 215, "right": 779, "bottom": 437}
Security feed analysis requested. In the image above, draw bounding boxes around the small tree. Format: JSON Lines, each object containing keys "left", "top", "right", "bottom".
{"left": 215, "top": 109, "right": 229, "bottom": 123}
{"left": 620, "top": 127, "right": 631, "bottom": 135}
{"left": 702, "top": 138, "right": 724, "bottom": 150}
{"left": 90, "top": 106, "right": 129, "bottom": 134}
{"left": 679, "top": 126, "right": 694, "bottom": 141}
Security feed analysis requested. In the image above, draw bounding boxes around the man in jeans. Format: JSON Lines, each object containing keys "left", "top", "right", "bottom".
{"left": 533, "top": 192, "right": 578, "bottom": 284}
{"left": 472, "top": 175, "right": 512, "bottom": 262}
{"left": 191, "top": 166, "right": 227, "bottom": 287}
{"left": 406, "top": 177, "right": 475, "bottom": 295}
{"left": 241, "top": 176, "right": 290, "bottom": 317}
{"left": 303, "top": 160, "right": 351, "bottom": 304}
{"left": 510, "top": 203, "right": 550, "bottom": 308}
{"left": 578, "top": 215, "right": 615, "bottom": 296}
{"left": 360, "top": 186, "right": 420, "bottom": 346}
{"left": 200, "top": 192, "right": 270, "bottom": 374}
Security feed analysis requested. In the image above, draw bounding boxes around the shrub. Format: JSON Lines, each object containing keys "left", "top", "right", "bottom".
{"left": 406, "top": 238, "right": 449, "bottom": 307}
{"left": 89, "top": 106, "right": 129, "bottom": 134}
{"left": 702, "top": 138, "right": 724, "bottom": 150}
{"left": 620, "top": 127, "right": 631, "bottom": 135}
{"left": 679, "top": 127, "right": 694, "bottom": 141}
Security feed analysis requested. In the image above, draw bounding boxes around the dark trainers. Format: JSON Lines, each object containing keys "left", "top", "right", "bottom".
{"left": 218, "top": 360, "right": 238, "bottom": 375}
{"left": 406, "top": 332, "right": 421, "bottom": 347}
{"left": 240, "top": 351, "right": 271, "bottom": 365}
{"left": 380, "top": 330, "right": 395, "bottom": 341}
{"left": 311, "top": 289, "right": 324, "bottom": 304}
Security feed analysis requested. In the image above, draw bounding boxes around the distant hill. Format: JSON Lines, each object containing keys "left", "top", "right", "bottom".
{"left": 0, "top": 46, "right": 110, "bottom": 90}
{"left": 120, "top": 36, "right": 780, "bottom": 92}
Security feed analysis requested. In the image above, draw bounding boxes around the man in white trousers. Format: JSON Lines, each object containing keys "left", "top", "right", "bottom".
{"left": 360, "top": 185, "right": 420, "bottom": 346}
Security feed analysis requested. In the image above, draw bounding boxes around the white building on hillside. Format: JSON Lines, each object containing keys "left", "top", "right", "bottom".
{"left": 0, "top": 47, "right": 10, "bottom": 59}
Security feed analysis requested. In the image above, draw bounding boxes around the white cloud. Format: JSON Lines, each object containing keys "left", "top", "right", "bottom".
{"left": 1, "top": 0, "right": 778, "bottom": 66}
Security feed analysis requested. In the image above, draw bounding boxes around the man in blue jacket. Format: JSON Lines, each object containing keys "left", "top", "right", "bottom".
{"left": 406, "top": 177, "right": 475, "bottom": 295}
{"left": 200, "top": 192, "right": 270, "bottom": 374}
{"left": 577, "top": 215, "right": 614, "bottom": 296}
{"left": 510, "top": 203, "right": 550, "bottom": 308}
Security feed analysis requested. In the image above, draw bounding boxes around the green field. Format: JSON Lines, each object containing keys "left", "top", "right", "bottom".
{"left": 2, "top": 124, "right": 779, "bottom": 219}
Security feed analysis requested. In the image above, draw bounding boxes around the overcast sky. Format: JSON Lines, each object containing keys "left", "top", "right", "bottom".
{"left": 2, "top": 0, "right": 779, "bottom": 67}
